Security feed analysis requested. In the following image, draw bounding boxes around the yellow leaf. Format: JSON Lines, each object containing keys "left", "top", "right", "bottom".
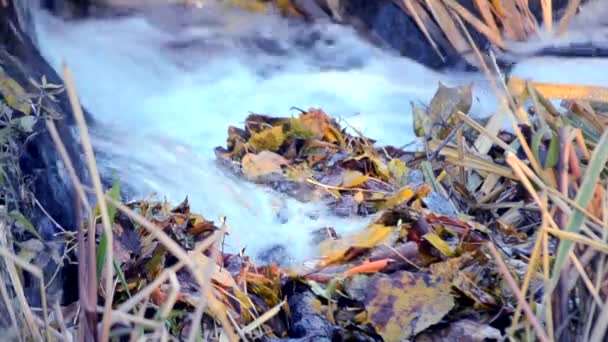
{"left": 423, "top": 233, "right": 455, "bottom": 257}
{"left": 364, "top": 271, "right": 455, "bottom": 341}
{"left": 318, "top": 224, "right": 393, "bottom": 265}
{"left": 388, "top": 158, "right": 409, "bottom": 182}
{"left": 241, "top": 151, "right": 288, "bottom": 180}
{"left": 248, "top": 125, "right": 285, "bottom": 152}
{"left": 341, "top": 170, "right": 369, "bottom": 188}
{"left": 0, "top": 73, "right": 31, "bottom": 114}
{"left": 189, "top": 250, "right": 238, "bottom": 289}
{"left": 353, "top": 191, "right": 365, "bottom": 203}
{"left": 380, "top": 187, "right": 416, "bottom": 209}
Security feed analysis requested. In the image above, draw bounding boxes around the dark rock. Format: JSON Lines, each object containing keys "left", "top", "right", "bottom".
{"left": 1, "top": 0, "right": 90, "bottom": 305}
{"left": 287, "top": 290, "right": 335, "bottom": 341}
{"left": 257, "top": 243, "right": 295, "bottom": 267}
{"left": 337, "top": 0, "right": 464, "bottom": 69}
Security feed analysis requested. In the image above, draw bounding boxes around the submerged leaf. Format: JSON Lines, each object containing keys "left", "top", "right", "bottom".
{"left": 364, "top": 271, "right": 455, "bottom": 341}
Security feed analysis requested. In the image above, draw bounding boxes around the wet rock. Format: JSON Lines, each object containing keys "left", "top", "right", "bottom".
{"left": 2, "top": 0, "right": 89, "bottom": 305}
{"left": 332, "top": 194, "right": 359, "bottom": 217}
{"left": 257, "top": 243, "right": 295, "bottom": 267}
{"left": 287, "top": 290, "right": 335, "bottom": 341}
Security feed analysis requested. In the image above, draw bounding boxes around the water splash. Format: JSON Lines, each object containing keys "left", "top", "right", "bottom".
{"left": 30, "top": 4, "right": 545, "bottom": 263}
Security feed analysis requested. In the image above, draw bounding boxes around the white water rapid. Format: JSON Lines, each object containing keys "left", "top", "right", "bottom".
{"left": 31, "top": 3, "right": 608, "bottom": 264}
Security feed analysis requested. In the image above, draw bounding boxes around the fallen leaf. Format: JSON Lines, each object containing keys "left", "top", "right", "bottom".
{"left": 318, "top": 224, "right": 394, "bottom": 265}
{"left": 299, "top": 108, "right": 332, "bottom": 139}
{"left": 248, "top": 125, "right": 285, "bottom": 152}
{"left": 378, "top": 187, "right": 416, "bottom": 209}
{"left": 364, "top": 271, "right": 455, "bottom": 341}
{"left": 0, "top": 72, "right": 31, "bottom": 114}
{"left": 189, "top": 250, "right": 238, "bottom": 289}
{"left": 423, "top": 232, "right": 456, "bottom": 257}
{"left": 241, "top": 151, "right": 288, "bottom": 180}
{"left": 388, "top": 158, "right": 409, "bottom": 183}
{"left": 341, "top": 170, "right": 369, "bottom": 188}
{"left": 353, "top": 191, "right": 365, "bottom": 203}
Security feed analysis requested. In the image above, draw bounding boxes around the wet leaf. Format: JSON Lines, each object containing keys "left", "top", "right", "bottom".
{"left": 241, "top": 151, "right": 288, "bottom": 180}
{"left": 318, "top": 224, "right": 394, "bottom": 265}
{"left": 378, "top": 187, "right": 416, "bottom": 209}
{"left": 0, "top": 72, "right": 31, "bottom": 114}
{"left": 364, "top": 271, "right": 455, "bottom": 341}
{"left": 299, "top": 109, "right": 331, "bottom": 139}
{"left": 423, "top": 232, "right": 456, "bottom": 257}
{"left": 248, "top": 125, "right": 285, "bottom": 152}
{"left": 412, "top": 101, "right": 431, "bottom": 137}
{"left": 189, "top": 251, "right": 238, "bottom": 289}
{"left": 353, "top": 191, "right": 365, "bottom": 203}
{"left": 340, "top": 170, "right": 369, "bottom": 188}
{"left": 388, "top": 158, "right": 409, "bottom": 183}
{"left": 15, "top": 116, "right": 36, "bottom": 133}
{"left": 427, "top": 83, "right": 472, "bottom": 139}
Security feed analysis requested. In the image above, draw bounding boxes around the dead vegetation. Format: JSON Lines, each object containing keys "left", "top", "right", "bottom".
{"left": 2, "top": 0, "right": 608, "bottom": 341}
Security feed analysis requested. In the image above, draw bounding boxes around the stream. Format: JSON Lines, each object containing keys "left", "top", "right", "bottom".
{"left": 30, "top": 2, "right": 608, "bottom": 265}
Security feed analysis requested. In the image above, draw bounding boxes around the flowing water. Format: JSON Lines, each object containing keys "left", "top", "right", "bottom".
{"left": 30, "top": 3, "right": 608, "bottom": 264}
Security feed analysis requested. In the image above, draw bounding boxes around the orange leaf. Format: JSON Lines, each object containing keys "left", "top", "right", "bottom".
{"left": 344, "top": 259, "right": 391, "bottom": 276}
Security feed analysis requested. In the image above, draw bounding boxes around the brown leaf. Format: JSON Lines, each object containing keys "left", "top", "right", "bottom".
{"left": 364, "top": 271, "right": 455, "bottom": 341}
{"left": 241, "top": 151, "right": 288, "bottom": 180}
{"left": 299, "top": 108, "right": 332, "bottom": 139}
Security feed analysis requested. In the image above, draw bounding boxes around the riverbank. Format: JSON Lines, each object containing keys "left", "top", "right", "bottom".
{"left": 3, "top": 0, "right": 608, "bottom": 341}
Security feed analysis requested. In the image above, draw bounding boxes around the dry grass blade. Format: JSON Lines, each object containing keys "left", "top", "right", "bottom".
{"left": 159, "top": 271, "right": 181, "bottom": 320}
{"left": 93, "top": 194, "right": 238, "bottom": 341}
{"left": 0, "top": 247, "right": 50, "bottom": 341}
{"left": 242, "top": 300, "right": 286, "bottom": 334}
{"left": 62, "top": 63, "right": 115, "bottom": 342}
{"left": 540, "top": 0, "right": 552, "bottom": 33}
{"left": 551, "top": 130, "right": 608, "bottom": 284}
{"left": 442, "top": 0, "right": 506, "bottom": 49}
{"left": 487, "top": 242, "right": 550, "bottom": 342}
{"left": 423, "top": 0, "right": 474, "bottom": 65}
{"left": 509, "top": 77, "right": 608, "bottom": 103}
{"left": 590, "top": 295, "right": 608, "bottom": 341}
{"left": 457, "top": 111, "right": 516, "bottom": 153}
{"left": 557, "top": 0, "right": 581, "bottom": 35}
{"left": 472, "top": 0, "right": 500, "bottom": 37}
{"left": 0, "top": 270, "right": 21, "bottom": 341}
{"left": 544, "top": 228, "right": 608, "bottom": 254}
{"left": 116, "top": 233, "right": 218, "bottom": 314}
{"left": 568, "top": 252, "right": 603, "bottom": 306}
{"left": 400, "top": 0, "right": 446, "bottom": 61}
{"left": 53, "top": 301, "right": 71, "bottom": 342}
{"left": 94, "top": 307, "right": 162, "bottom": 329}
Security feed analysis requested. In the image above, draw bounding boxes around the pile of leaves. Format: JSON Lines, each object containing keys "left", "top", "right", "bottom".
{"left": 208, "top": 76, "right": 608, "bottom": 341}
{"left": 207, "top": 84, "right": 549, "bottom": 341}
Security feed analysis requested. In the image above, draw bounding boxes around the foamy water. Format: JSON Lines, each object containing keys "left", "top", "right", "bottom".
{"left": 31, "top": 4, "right": 608, "bottom": 263}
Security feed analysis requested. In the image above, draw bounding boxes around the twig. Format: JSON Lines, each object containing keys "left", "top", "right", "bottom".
{"left": 487, "top": 242, "right": 550, "bottom": 342}
{"left": 62, "top": 63, "right": 115, "bottom": 342}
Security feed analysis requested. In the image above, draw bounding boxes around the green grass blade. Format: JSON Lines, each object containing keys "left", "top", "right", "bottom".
{"left": 550, "top": 130, "right": 608, "bottom": 284}
{"left": 9, "top": 210, "right": 42, "bottom": 240}
{"left": 96, "top": 177, "right": 121, "bottom": 285}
